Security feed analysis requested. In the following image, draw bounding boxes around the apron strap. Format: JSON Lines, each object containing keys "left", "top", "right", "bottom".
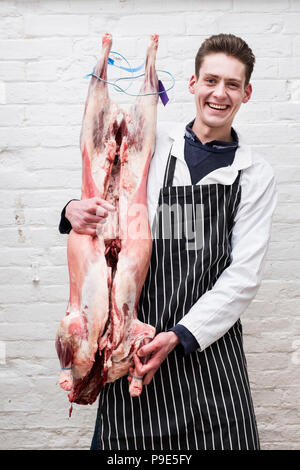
{"left": 163, "top": 145, "right": 177, "bottom": 188}
{"left": 162, "top": 145, "right": 243, "bottom": 189}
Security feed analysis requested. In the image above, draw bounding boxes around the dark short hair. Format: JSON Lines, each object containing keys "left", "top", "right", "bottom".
{"left": 195, "top": 33, "right": 255, "bottom": 85}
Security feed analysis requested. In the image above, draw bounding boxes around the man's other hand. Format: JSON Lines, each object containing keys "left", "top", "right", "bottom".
{"left": 128, "top": 332, "right": 180, "bottom": 387}
{"left": 65, "top": 197, "right": 115, "bottom": 236}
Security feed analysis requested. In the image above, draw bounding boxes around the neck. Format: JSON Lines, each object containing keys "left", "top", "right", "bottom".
{"left": 192, "top": 117, "right": 233, "bottom": 144}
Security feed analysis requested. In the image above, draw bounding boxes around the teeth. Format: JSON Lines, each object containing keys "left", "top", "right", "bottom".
{"left": 208, "top": 103, "right": 227, "bottom": 110}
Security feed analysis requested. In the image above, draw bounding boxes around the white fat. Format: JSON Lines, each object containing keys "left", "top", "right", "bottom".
{"left": 80, "top": 257, "right": 109, "bottom": 339}
{"left": 114, "top": 255, "right": 137, "bottom": 316}
{"left": 116, "top": 111, "right": 123, "bottom": 127}
{"left": 101, "top": 210, "right": 118, "bottom": 239}
{"left": 91, "top": 166, "right": 106, "bottom": 194}
{"left": 59, "top": 309, "right": 80, "bottom": 334}
{"left": 107, "top": 359, "right": 129, "bottom": 382}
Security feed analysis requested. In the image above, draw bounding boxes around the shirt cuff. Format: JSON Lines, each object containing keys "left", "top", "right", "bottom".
{"left": 170, "top": 324, "right": 200, "bottom": 356}
{"left": 58, "top": 199, "right": 79, "bottom": 234}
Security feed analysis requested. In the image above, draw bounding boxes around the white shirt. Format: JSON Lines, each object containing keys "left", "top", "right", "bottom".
{"left": 146, "top": 121, "right": 277, "bottom": 351}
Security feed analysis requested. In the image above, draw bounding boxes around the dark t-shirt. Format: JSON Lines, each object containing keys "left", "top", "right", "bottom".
{"left": 184, "top": 120, "right": 238, "bottom": 184}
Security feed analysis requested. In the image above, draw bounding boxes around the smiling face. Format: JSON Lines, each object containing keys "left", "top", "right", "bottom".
{"left": 189, "top": 52, "right": 252, "bottom": 141}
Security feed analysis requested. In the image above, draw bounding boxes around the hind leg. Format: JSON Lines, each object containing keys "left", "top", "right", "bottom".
{"left": 56, "top": 231, "right": 110, "bottom": 397}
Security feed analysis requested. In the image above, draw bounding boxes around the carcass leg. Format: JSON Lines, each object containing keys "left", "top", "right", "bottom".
{"left": 55, "top": 231, "right": 110, "bottom": 404}
{"left": 106, "top": 35, "right": 160, "bottom": 395}
{"left": 56, "top": 32, "right": 118, "bottom": 405}
{"left": 80, "top": 32, "right": 119, "bottom": 200}
{"left": 107, "top": 240, "right": 155, "bottom": 394}
{"left": 127, "top": 35, "right": 160, "bottom": 394}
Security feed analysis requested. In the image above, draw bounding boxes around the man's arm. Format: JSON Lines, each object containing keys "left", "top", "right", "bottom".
{"left": 177, "top": 158, "right": 277, "bottom": 351}
{"left": 134, "top": 157, "right": 277, "bottom": 383}
{"left": 58, "top": 197, "right": 115, "bottom": 236}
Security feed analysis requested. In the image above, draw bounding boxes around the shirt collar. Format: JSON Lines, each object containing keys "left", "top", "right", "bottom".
{"left": 168, "top": 121, "right": 252, "bottom": 173}
{"left": 185, "top": 119, "right": 239, "bottom": 150}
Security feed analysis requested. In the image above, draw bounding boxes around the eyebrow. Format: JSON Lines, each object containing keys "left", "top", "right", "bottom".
{"left": 204, "top": 73, "right": 242, "bottom": 84}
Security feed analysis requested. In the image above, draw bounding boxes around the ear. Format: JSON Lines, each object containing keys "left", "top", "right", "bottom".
{"left": 188, "top": 75, "right": 196, "bottom": 95}
{"left": 242, "top": 83, "right": 252, "bottom": 103}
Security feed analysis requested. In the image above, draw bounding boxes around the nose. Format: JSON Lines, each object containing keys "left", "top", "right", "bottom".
{"left": 212, "top": 81, "right": 227, "bottom": 99}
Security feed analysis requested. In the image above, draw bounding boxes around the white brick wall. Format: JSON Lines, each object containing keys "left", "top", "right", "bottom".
{"left": 0, "top": 0, "right": 299, "bottom": 450}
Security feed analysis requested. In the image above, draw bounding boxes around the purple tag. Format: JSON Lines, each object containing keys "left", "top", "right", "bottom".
{"left": 158, "top": 80, "right": 169, "bottom": 106}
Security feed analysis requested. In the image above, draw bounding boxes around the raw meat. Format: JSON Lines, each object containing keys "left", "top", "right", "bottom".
{"left": 55, "top": 33, "right": 159, "bottom": 408}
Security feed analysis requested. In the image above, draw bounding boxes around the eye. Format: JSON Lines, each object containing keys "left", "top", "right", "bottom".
{"left": 206, "top": 78, "right": 215, "bottom": 84}
{"left": 228, "top": 83, "right": 239, "bottom": 88}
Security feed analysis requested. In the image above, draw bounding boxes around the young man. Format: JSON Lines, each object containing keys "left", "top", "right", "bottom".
{"left": 59, "top": 34, "right": 277, "bottom": 450}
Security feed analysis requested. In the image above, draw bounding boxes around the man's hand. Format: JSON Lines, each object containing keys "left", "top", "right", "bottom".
{"left": 128, "top": 331, "right": 180, "bottom": 386}
{"left": 65, "top": 197, "right": 115, "bottom": 236}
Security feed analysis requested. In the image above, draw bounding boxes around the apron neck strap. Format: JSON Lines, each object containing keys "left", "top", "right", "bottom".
{"left": 162, "top": 145, "right": 243, "bottom": 189}
{"left": 163, "top": 145, "right": 177, "bottom": 188}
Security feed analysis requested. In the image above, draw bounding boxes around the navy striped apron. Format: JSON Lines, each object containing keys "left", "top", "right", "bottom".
{"left": 91, "top": 149, "right": 260, "bottom": 450}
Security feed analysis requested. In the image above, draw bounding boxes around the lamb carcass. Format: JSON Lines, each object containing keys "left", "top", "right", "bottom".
{"left": 55, "top": 33, "right": 159, "bottom": 408}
